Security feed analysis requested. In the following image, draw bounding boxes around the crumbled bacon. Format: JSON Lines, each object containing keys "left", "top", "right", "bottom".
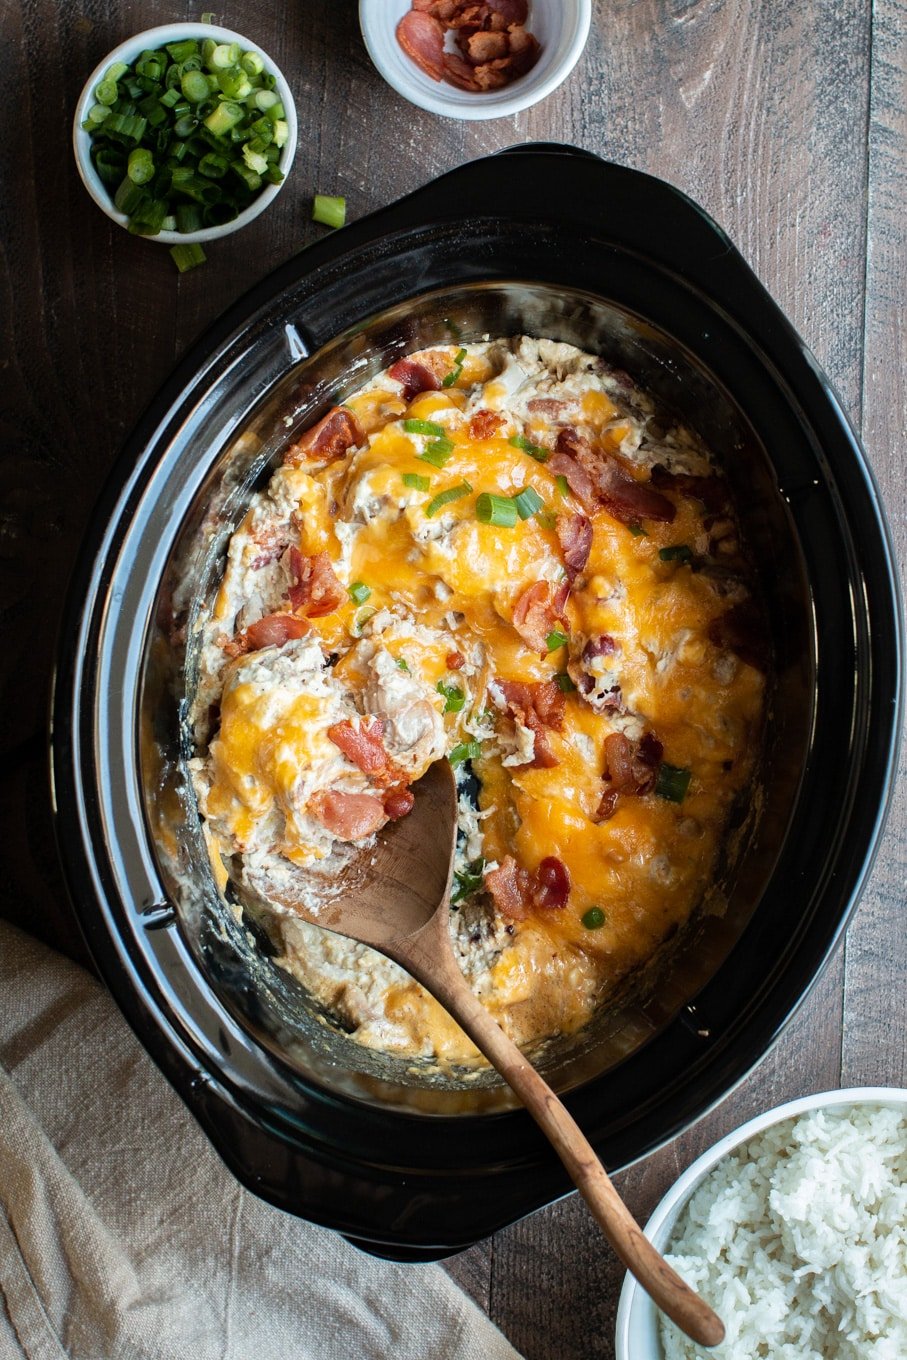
{"left": 556, "top": 512, "right": 593, "bottom": 581}
{"left": 286, "top": 549, "right": 345, "bottom": 618}
{"left": 568, "top": 635, "right": 622, "bottom": 713}
{"left": 594, "top": 731, "right": 664, "bottom": 822}
{"left": 555, "top": 428, "right": 676, "bottom": 525}
{"left": 511, "top": 580, "right": 569, "bottom": 654}
{"left": 398, "top": 0, "right": 539, "bottom": 90}
{"left": 222, "top": 612, "right": 310, "bottom": 658}
{"left": 388, "top": 353, "right": 448, "bottom": 400}
{"left": 328, "top": 719, "right": 388, "bottom": 776}
{"left": 496, "top": 678, "right": 566, "bottom": 769}
{"left": 468, "top": 408, "right": 504, "bottom": 440}
{"left": 283, "top": 406, "right": 363, "bottom": 468}
{"left": 383, "top": 788, "right": 415, "bottom": 820}
{"left": 548, "top": 445, "right": 597, "bottom": 511}
{"left": 310, "top": 790, "right": 386, "bottom": 840}
{"left": 446, "top": 650, "right": 465, "bottom": 670}
{"left": 485, "top": 854, "right": 571, "bottom": 921}
{"left": 527, "top": 397, "right": 566, "bottom": 418}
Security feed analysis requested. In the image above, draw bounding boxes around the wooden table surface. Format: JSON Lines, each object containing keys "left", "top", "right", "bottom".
{"left": 3, "top": 2, "right": 905, "bottom": 1356}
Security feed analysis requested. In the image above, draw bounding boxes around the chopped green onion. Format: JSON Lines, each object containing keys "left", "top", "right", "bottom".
{"left": 546, "top": 629, "right": 569, "bottom": 652}
{"left": 113, "top": 176, "right": 147, "bottom": 215}
{"left": 166, "top": 39, "right": 200, "bottom": 63}
{"left": 95, "top": 78, "right": 119, "bottom": 105}
{"left": 169, "top": 242, "right": 207, "bottom": 272}
{"left": 87, "top": 103, "right": 111, "bottom": 125}
{"left": 628, "top": 522, "right": 647, "bottom": 537}
{"left": 555, "top": 671, "right": 576, "bottom": 693}
{"left": 581, "top": 907, "right": 606, "bottom": 930}
{"left": 201, "top": 12, "right": 216, "bottom": 24}
{"left": 536, "top": 510, "right": 557, "bottom": 530}
{"left": 441, "top": 346, "right": 467, "bottom": 388}
{"left": 659, "top": 544, "right": 693, "bottom": 564}
{"left": 353, "top": 605, "right": 377, "bottom": 635}
{"left": 230, "top": 160, "right": 261, "bottom": 192}
{"left": 418, "top": 437, "right": 454, "bottom": 468}
{"left": 475, "top": 493, "right": 518, "bottom": 527}
{"left": 395, "top": 657, "right": 410, "bottom": 673}
{"left": 254, "top": 89, "right": 280, "bottom": 112}
{"left": 198, "top": 152, "right": 229, "bottom": 178}
{"left": 402, "top": 472, "right": 430, "bottom": 492}
{"left": 242, "top": 143, "right": 268, "bottom": 175}
{"left": 655, "top": 763, "right": 692, "bottom": 803}
{"left": 449, "top": 740, "right": 482, "bottom": 767}
{"left": 126, "top": 147, "right": 154, "bottom": 184}
{"left": 452, "top": 858, "right": 485, "bottom": 903}
{"left": 425, "top": 480, "right": 472, "bottom": 518}
{"left": 348, "top": 581, "right": 371, "bottom": 605}
{"left": 509, "top": 434, "right": 548, "bottom": 462}
{"left": 437, "top": 682, "right": 465, "bottom": 714}
{"left": 175, "top": 202, "right": 203, "bottom": 232}
{"left": 241, "top": 50, "right": 265, "bottom": 77}
{"left": 403, "top": 418, "right": 445, "bottom": 437}
{"left": 181, "top": 69, "right": 211, "bottom": 102}
{"left": 105, "top": 60, "right": 129, "bottom": 82}
{"left": 313, "top": 194, "right": 346, "bottom": 229}
{"left": 555, "top": 474, "right": 570, "bottom": 498}
{"left": 208, "top": 42, "right": 240, "bottom": 69}
{"left": 512, "top": 486, "right": 544, "bottom": 520}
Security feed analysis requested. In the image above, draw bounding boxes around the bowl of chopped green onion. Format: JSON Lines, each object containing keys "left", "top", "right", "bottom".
{"left": 73, "top": 22, "right": 297, "bottom": 251}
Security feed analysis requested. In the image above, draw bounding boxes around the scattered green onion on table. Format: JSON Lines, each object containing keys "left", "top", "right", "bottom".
{"left": 82, "top": 36, "right": 290, "bottom": 246}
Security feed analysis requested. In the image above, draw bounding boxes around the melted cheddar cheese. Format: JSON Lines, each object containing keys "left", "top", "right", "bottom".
{"left": 192, "top": 337, "right": 765, "bottom": 1065}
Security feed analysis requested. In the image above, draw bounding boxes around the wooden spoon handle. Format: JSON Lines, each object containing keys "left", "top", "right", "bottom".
{"left": 403, "top": 942, "right": 725, "bottom": 1349}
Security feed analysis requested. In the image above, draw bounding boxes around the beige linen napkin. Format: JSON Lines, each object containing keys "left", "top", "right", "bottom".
{"left": 0, "top": 922, "right": 521, "bottom": 1360}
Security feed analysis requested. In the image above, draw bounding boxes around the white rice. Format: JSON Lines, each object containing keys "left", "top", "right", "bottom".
{"left": 659, "top": 1105, "right": 907, "bottom": 1360}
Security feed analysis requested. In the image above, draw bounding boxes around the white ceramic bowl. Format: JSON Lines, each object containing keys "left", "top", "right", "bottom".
{"left": 614, "top": 1086, "right": 907, "bottom": 1359}
{"left": 72, "top": 22, "right": 298, "bottom": 245}
{"left": 359, "top": 0, "right": 591, "bottom": 120}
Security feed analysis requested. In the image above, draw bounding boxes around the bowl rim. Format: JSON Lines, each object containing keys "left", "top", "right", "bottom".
{"left": 71, "top": 20, "right": 298, "bottom": 245}
{"left": 614, "top": 1085, "right": 907, "bottom": 1359}
{"left": 358, "top": 0, "right": 592, "bottom": 120}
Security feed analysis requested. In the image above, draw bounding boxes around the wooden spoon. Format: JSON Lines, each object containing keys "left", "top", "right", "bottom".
{"left": 279, "top": 759, "right": 725, "bottom": 1348}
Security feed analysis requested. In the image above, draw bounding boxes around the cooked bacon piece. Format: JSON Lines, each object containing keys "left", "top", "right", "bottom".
{"left": 383, "top": 787, "right": 415, "bottom": 820}
{"left": 468, "top": 408, "right": 504, "bottom": 440}
{"left": 497, "top": 678, "right": 566, "bottom": 768}
{"left": 708, "top": 599, "right": 767, "bottom": 671}
{"left": 443, "top": 50, "right": 482, "bottom": 89}
{"left": 556, "top": 513, "right": 593, "bottom": 581}
{"left": 287, "top": 549, "right": 345, "bottom": 618}
{"left": 594, "top": 731, "right": 664, "bottom": 822}
{"left": 583, "top": 634, "right": 617, "bottom": 661}
{"left": 222, "top": 613, "right": 310, "bottom": 658}
{"left": 465, "top": 29, "right": 509, "bottom": 62}
{"left": 485, "top": 853, "right": 571, "bottom": 921}
{"left": 396, "top": 10, "right": 446, "bottom": 80}
{"left": 485, "top": 0, "right": 529, "bottom": 22}
{"left": 549, "top": 444, "right": 597, "bottom": 511}
{"left": 446, "top": 650, "right": 465, "bottom": 670}
{"left": 387, "top": 356, "right": 443, "bottom": 400}
{"left": 651, "top": 464, "right": 730, "bottom": 514}
{"left": 555, "top": 428, "right": 676, "bottom": 525}
{"left": 472, "top": 58, "right": 511, "bottom": 90}
{"left": 527, "top": 397, "right": 566, "bottom": 418}
{"left": 511, "top": 580, "right": 568, "bottom": 654}
{"left": 413, "top": 0, "right": 459, "bottom": 17}
{"left": 328, "top": 718, "right": 388, "bottom": 776}
{"left": 284, "top": 406, "right": 363, "bottom": 468}
{"left": 447, "top": 3, "right": 491, "bottom": 27}
{"left": 310, "top": 790, "right": 386, "bottom": 840}
{"left": 505, "top": 26, "right": 540, "bottom": 76}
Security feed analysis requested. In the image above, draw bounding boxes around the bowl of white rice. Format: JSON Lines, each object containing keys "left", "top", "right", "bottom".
{"left": 615, "top": 1087, "right": 907, "bottom": 1359}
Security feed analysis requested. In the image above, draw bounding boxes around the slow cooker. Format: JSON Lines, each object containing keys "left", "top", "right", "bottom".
{"left": 51, "top": 146, "right": 903, "bottom": 1260}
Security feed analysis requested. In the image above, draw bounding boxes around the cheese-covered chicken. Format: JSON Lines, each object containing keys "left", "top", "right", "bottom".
{"left": 191, "top": 337, "right": 766, "bottom": 1064}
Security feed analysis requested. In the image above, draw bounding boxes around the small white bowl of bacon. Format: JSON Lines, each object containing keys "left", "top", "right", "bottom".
{"left": 359, "top": 0, "right": 591, "bottom": 120}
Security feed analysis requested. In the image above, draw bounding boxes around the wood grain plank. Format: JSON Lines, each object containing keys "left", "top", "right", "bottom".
{"left": 842, "top": 0, "right": 907, "bottom": 1089}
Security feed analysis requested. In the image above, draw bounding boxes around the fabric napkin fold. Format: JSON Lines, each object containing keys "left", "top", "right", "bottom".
{"left": 0, "top": 922, "right": 521, "bottom": 1360}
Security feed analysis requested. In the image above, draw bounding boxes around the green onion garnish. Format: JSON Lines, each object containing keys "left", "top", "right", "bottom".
{"left": 425, "top": 481, "right": 472, "bottom": 518}
{"left": 555, "top": 474, "right": 570, "bottom": 498}
{"left": 169, "top": 242, "right": 207, "bottom": 272}
{"left": 555, "top": 671, "right": 576, "bottom": 692}
{"left": 581, "top": 907, "right": 606, "bottom": 930}
{"left": 348, "top": 582, "right": 371, "bottom": 605}
{"left": 452, "top": 858, "right": 486, "bottom": 903}
{"left": 441, "top": 346, "right": 467, "bottom": 388}
{"left": 546, "top": 629, "right": 569, "bottom": 652}
{"left": 475, "top": 493, "right": 518, "bottom": 527}
{"left": 395, "top": 657, "right": 410, "bottom": 673}
{"left": 628, "top": 522, "right": 648, "bottom": 537}
{"left": 509, "top": 434, "right": 548, "bottom": 462}
{"left": 418, "top": 437, "right": 454, "bottom": 468}
{"left": 536, "top": 510, "right": 558, "bottom": 530}
{"left": 449, "top": 740, "right": 482, "bottom": 766}
{"left": 512, "top": 486, "right": 544, "bottom": 520}
{"left": 659, "top": 544, "right": 693, "bottom": 564}
{"left": 84, "top": 39, "right": 285, "bottom": 237}
{"left": 655, "top": 764, "right": 692, "bottom": 803}
{"left": 437, "top": 681, "right": 465, "bottom": 714}
{"left": 312, "top": 194, "right": 346, "bottom": 228}
{"left": 402, "top": 472, "right": 430, "bottom": 492}
{"left": 403, "top": 418, "right": 445, "bottom": 437}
